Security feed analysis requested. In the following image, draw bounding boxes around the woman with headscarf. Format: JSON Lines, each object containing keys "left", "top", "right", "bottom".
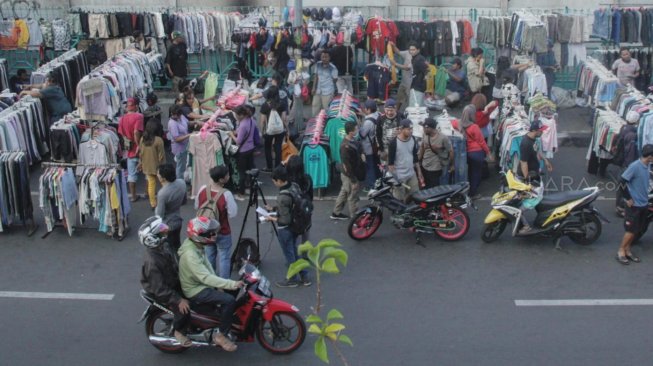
{"left": 454, "top": 105, "right": 493, "bottom": 199}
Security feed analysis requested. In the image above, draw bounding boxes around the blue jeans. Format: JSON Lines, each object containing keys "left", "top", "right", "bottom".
{"left": 190, "top": 287, "right": 236, "bottom": 335}
{"left": 205, "top": 234, "right": 233, "bottom": 279}
{"left": 277, "top": 227, "right": 306, "bottom": 281}
{"left": 174, "top": 151, "right": 188, "bottom": 181}
{"left": 365, "top": 154, "right": 379, "bottom": 189}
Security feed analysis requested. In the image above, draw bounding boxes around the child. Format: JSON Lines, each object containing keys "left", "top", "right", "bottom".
{"left": 139, "top": 120, "right": 166, "bottom": 209}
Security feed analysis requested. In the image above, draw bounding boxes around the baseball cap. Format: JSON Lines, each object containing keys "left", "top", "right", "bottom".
{"left": 364, "top": 99, "right": 376, "bottom": 110}
{"left": 529, "top": 120, "right": 548, "bottom": 132}
{"left": 399, "top": 119, "right": 413, "bottom": 129}
{"left": 421, "top": 118, "right": 437, "bottom": 129}
{"left": 384, "top": 98, "right": 396, "bottom": 108}
{"left": 171, "top": 31, "right": 183, "bottom": 39}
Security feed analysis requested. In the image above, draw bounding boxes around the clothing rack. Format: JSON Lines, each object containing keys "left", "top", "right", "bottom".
{"left": 41, "top": 162, "right": 121, "bottom": 168}
{"left": 0, "top": 150, "right": 38, "bottom": 236}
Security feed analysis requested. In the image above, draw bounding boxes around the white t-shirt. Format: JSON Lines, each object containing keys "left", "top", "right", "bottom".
{"left": 612, "top": 58, "right": 640, "bottom": 86}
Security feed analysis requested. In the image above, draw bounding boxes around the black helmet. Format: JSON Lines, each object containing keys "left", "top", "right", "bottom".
{"left": 302, "top": 8, "right": 311, "bottom": 17}
{"left": 324, "top": 7, "right": 333, "bottom": 20}
{"left": 318, "top": 8, "right": 325, "bottom": 21}
{"left": 310, "top": 8, "right": 318, "bottom": 21}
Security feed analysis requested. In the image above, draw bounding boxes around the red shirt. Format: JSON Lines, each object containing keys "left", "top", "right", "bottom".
{"left": 475, "top": 104, "right": 497, "bottom": 129}
{"left": 452, "top": 120, "right": 490, "bottom": 154}
{"left": 118, "top": 112, "right": 144, "bottom": 158}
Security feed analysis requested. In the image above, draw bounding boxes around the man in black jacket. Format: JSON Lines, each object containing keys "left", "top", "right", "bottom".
{"left": 139, "top": 216, "right": 192, "bottom": 347}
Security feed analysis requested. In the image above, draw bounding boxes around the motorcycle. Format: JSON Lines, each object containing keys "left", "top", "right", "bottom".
{"left": 348, "top": 171, "right": 472, "bottom": 244}
{"left": 139, "top": 263, "right": 306, "bottom": 355}
{"left": 481, "top": 171, "right": 608, "bottom": 245}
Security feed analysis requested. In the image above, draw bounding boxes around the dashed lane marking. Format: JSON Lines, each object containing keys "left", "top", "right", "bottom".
{"left": 0, "top": 291, "right": 114, "bottom": 300}
{"left": 515, "top": 299, "right": 653, "bottom": 306}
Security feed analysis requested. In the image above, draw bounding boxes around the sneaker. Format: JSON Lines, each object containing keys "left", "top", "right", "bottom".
{"left": 518, "top": 225, "right": 532, "bottom": 235}
{"left": 330, "top": 212, "right": 349, "bottom": 220}
{"left": 213, "top": 332, "right": 237, "bottom": 352}
{"left": 275, "top": 279, "right": 299, "bottom": 288}
{"left": 234, "top": 194, "right": 246, "bottom": 202}
{"left": 299, "top": 275, "right": 312, "bottom": 287}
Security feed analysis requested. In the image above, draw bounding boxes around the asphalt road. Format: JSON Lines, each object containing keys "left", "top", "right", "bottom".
{"left": 2, "top": 145, "right": 653, "bottom": 366}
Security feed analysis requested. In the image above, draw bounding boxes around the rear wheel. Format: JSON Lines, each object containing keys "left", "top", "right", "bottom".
{"left": 348, "top": 210, "right": 383, "bottom": 241}
{"left": 481, "top": 220, "right": 508, "bottom": 243}
{"left": 568, "top": 212, "right": 602, "bottom": 245}
{"left": 434, "top": 207, "right": 470, "bottom": 241}
{"left": 145, "top": 309, "right": 188, "bottom": 354}
{"left": 257, "top": 311, "right": 306, "bottom": 355}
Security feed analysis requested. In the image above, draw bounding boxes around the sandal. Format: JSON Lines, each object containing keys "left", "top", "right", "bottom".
{"left": 616, "top": 255, "right": 630, "bottom": 265}
{"left": 174, "top": 331, "right": 193, "bottom": 347}
{"left": 626, "top": 254, "right": 641, "bottom": 263}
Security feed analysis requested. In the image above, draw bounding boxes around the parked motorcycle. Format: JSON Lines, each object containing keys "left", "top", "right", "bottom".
{"left": 481, "top": 171, "right": 607, "bottom": 245}
{"left": 348, "top": 171, "right": 472, "bottom": 244}
{"left": 140, "top": 263, "right": 305, "bottom": 354}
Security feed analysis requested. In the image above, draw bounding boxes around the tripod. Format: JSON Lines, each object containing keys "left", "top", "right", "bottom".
{"left": 230, "top": 169, "right": 276, "bottom": 272}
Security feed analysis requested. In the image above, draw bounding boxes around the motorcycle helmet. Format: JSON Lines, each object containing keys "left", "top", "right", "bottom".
{"left": 187, "top": 216, "right": 220, "bottom": 245}
{"left": 332, "top": 7, "right": 341, "bottom": 22}
{"left": 318, "top": 8, "right": 326, "bottom": 21}
{"left": 324, "top": 7, "right": 332, "bottom": 21}
{"left": 303, "top": 8, "right": 311, "bottom": 17}
{"left": 310, "top": 8, "right": 319, "bottom": 21}
{"left": 138, "top": 216, "right": 169, "bottom": 248}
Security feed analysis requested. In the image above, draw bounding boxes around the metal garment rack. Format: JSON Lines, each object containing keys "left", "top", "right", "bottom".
{"left": 0, "top": 150, "right": 38, "bottom": 236}
{"left": 40, "top": 162, "right": 126, "bottom": 240}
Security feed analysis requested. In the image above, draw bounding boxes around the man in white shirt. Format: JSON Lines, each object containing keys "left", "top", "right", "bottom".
{"left": 612, "top": 48, "right": 640, "bottom": 87}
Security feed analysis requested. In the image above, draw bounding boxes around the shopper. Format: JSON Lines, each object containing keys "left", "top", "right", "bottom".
{"left": 285, "top": 155, "right": 313, "bottom": 244}
{"left": 132, "top": 30, "right": 152, "bottom": 53}
{"left": 455, "top": 105, "right": 493, "bottom": 199}
{"left": 536, "top": 41, "right": 558, "bottom": 96}
{"left": 388, "top": 41, "right": 412, "bottom": 112}
{"left": 471, "top": 93, "right": 498, "bottom": 139}
{"left": 139, "top": 120, "right": 166, "bottom": 209}
{"left": 419, "top": 118, "right": 453, "bottom": 189}
{"left": 19, "top": 72, "right": 72, "bottom": 124}
{"left": 263, "top": 165, "right": 312, "bottom": 288}
{"left": 331, "top": 121, "right": 362, "bottom": 220}
{"left": 260, "top": 84, "right": 288, "bottom": 172}
{"left": 466, "top": 48, "right": 487, "bottom": 94}
{"left": 443, "top": 58, "right": 467, "bottom": 106}
{"left": 611, "top": 47, "right": 640, "bottom": 87}
{"left": 376, "top": 98, "right": 402, "bottom": 162}
{"left": 616, "top": 144, "right": 653, "bottom": 265}
{"left": 118, "top": 97, "right": 145, "bottom": 202}
{"left": 312, "top": 50, "right": 338, "bottom": 116}
{"left": 143, "top": 92, "right": 164, "bottom": 138}
{"left": 388, "top": 119, "right": 423, "bottom": 202}
{"left": 230, "top": 105, "right": 257, "bottom": 201}
{"left": 195, "top": 165, "right": 238, "bottom": 278}
{"left": 9, "top": 68, "right": 29, "bottom": 94}
{"left": 168, "top": 105, "right": 200, "bottom": 184}
{"left": 156, "top": 163, "right": 186, "bottom": 252}
{"left": 166, "top": 31, "right": 188, "bottom": 93}
{"left": 408, "top": 41, "right": 428, "bottom": 108}
{"left": 360, "top": 99, "right": 380, "bottom": 190}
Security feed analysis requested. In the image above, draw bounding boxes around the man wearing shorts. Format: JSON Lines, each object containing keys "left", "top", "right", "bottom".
{"left": 118, "top": 98, "right": 145, "bottom": 202}
{"left": 616, "top": 144, "right": 653, "bottom": 265}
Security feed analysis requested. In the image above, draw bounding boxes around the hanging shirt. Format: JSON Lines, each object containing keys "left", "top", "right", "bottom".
{"left": 364, "top": 64, "right": 391, "bottom": 99}
{"left": 302, "top": 145, "right": 330, "bottom": 189}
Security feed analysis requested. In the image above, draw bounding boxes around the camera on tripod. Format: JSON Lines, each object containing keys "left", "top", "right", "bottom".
{"left": 246, "top": 169, "right": 260, "bottom": 179}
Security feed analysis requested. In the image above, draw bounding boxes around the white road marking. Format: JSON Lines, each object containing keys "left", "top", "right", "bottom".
{"left": 0, "top": 291, "right": 114, "bottom": 300}
{"left": 515, "top": 299, "right": 653, "bottom": 307}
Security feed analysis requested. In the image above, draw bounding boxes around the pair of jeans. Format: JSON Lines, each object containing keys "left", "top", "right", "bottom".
{"left": 277, "top": 227, "right": 307, "bottom": 281}
{"left": 264, "top": 132, "right": 284, "bottom": 169}
{"left": 190, "top": 287, "right": 236, "bottom": 335}
{"left": 467, "top": 151, "right": 486, "bottom": 196}
{"left": 174, "top": 151, "right": 187, "bottom": 182}
{"left": 205, "top": 234, "right": 233, "bottom": 279}
{"left": 364, "top": 154, "right": 379, "bottom": 189}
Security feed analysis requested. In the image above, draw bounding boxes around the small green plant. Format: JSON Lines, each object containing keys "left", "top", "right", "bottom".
{"left": 287, "top": 239, "right": 352, "bottom": 365}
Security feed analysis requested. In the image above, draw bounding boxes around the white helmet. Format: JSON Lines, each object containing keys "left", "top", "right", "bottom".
{"left": 138, "top": 216, "right": 169, "bottom": 248}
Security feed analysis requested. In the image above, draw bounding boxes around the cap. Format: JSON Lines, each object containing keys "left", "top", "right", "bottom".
{"left": 626, "top": 110, "right": 640, "bottom": 124}
{"left": 399, "top": 119, "right": 413, "bottom": 129}
{"left": 421, "top": 118, "right": 437, "bottom": 129}
{"left": 171, "top": 31, "right": 183, "bottom": 39}
{"left": 364, "top": 99, "right": 376, "bottom": 110}
{"left": 529, "top": 120, "right": 548, "bottom": 132}
{"left": 384, "top": 98, "right": 396, "bottom": 108}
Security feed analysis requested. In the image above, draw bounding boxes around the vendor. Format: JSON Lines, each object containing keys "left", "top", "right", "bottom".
{"left": 9, "top": 68, "right": 29, "bottom": 94}
{"left": 19, "top": 72, "right": 72, "bottom": 124}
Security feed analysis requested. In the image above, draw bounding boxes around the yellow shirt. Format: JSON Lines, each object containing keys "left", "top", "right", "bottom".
{"left": 425, "top": 64, "right": 438, "bottom": 94}
{"left": 16, "top": 19, "right": 29, "bottom": 48}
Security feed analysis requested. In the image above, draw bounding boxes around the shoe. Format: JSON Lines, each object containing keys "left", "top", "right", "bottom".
{"left": 518, "top": 225, "right": 532, "bottom": 235}
{"left": 174, "top": 331, "right": 193, "bottom": 348}
{"left": 471, "top": 194, "right": 482, "bottom": 200}
{"left": 234, "top": 194, "right": 246, "bottom": 202}
{"left": 626, "top": 253, "right": 641, "bottom": 263}
{"left": 616, "top": 255, "right": 630, "bottom": 265}
{"left": 330, "top": 212, "right": 349, "bottom": 220}
{"left": 130, "top": 195, "right": 140, "bottom": 203}
{"left": 299, "top": 275, "right": 312, "bottom": 287}
{"left": 275, "top": 279, "right": 299, "bottom": 288}
{"left": 213, "top": 332, "right": 237, "bottom": 352}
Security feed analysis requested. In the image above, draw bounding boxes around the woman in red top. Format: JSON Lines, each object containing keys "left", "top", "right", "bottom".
{"left": 455, "top": 105, "right": 494, "bottom": 199}
{"left": 471, "top": 93, "right": 498, "bottom": 138}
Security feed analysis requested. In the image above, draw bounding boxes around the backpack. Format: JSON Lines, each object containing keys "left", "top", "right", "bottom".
{"left": 196, "top": 187, "right": 224, "bottom": 222}
{"left": 280, "top": 182, "right": 313, "bottom": 235}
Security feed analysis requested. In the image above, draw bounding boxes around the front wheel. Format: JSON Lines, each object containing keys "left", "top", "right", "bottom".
{"left": 144, "top": 309, "right": 188, "bottom": 354}
{"left": 481, "top": 220, "right": 508, "bottom": 243}
{"left": 348, "top": 209, "right": 383, "bottom": 241}
{"left": 434, "top": 207, "right": 470, "bottom": 241}
{"left": 257, "top": 311, "right": 306, "bottom": 355}
{"left": 568, "top": 212, "right": 602, "bottom": 245}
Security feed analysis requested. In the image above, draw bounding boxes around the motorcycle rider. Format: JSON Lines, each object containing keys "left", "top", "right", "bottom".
{"left": 178, "top": 216, "right": 244, "bottom": 352}
{"left": 139, "top": 216, "right": 192, "bottom": 347}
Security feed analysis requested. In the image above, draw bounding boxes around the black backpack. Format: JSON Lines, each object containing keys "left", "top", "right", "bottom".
{"left": 281, "top": 182, "right": 313, "bottom": 235}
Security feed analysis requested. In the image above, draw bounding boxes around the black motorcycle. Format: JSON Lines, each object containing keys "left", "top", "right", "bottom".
{"left": 347, "top": 172, "right": 472, "bottom": 244}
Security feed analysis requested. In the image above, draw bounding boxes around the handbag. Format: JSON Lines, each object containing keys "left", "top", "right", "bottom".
{"left": 281, "top": 135, "right": 299, "bottom": 161}
{"left": 266, "top": 109, "right": 285, "bottom": 135}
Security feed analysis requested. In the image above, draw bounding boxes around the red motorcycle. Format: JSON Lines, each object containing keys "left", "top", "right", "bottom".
{"left": 139, "top": 263, "right": 306, "bottom": 354}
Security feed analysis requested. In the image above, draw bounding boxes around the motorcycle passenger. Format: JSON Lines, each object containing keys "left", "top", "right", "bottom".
{"left": 178, "top": 216, "right": 244, "bottom": 352}
{"left": 616, "top": 144, "right": 653, "bottom": 265}
{"left": 388, "top": 119, "right": 423, "bottom": 202}
{"left": 139, "top": 216, "right": 192, "bottom": 347}
{"left": 519, "top": 120, "right": 553, "bottom": 183}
